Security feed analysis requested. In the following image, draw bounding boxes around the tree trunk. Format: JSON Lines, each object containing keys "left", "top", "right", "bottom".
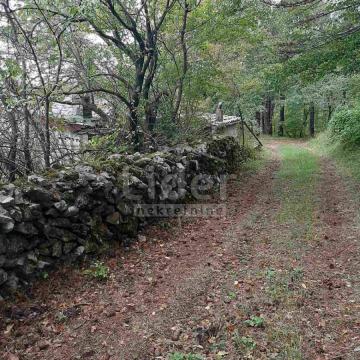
{"left": 301, "top": 106, "right": 309, "bottom": 138}
{"left": 8, "top": 111, "right": 18, "bottom": 181}
{"left": 82, "top": 95, "right": 93, "bottom": 119}
{"left": 22, "top": 59, "right": 32, "bottom": 174}
{"left": 145, "top": 100, "right": 156, "bottom": 133}
{"left": 44, "top": 98, "right": 51, "bottom": 168}
{"left": 143, "top": 55, "right": 158, "bottom": 132}
{"left": 263, "top": 96, "right": 274, "bottom": 135}
{"left": 129, "top": 92, "right": 141, "bottom": 151}
{"left": 328, "top": 104, "right": 332, "bottom": 122}
{"left": 24, "top": 105, "right": 33, "bottom": 173}
{"left": 128, "top": 59, "right": 148, "bottom": 150}
{"left": 129, "top": 104, "right": 139, "bottom": 132}
{"left": 172, "top": 3, "right": 190, "bottom": 122}
{"left": 256, "top": 111, "right": 261, "bottom": 128}
{"left": 1, "top": 92, "right": 18, "bottom": 181}
{"left": 309, "top": 101, "right": 315, "bottom": 137}
{"left": 278, "top": 95, "right": 285, "bottom": 137}
{"left": 261, "top": 111, "right": 265, "bottom": 134}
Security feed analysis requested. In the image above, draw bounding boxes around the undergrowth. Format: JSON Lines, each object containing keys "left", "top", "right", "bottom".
{"left": 310, "top": 131, "right": 360, "bottom": 182}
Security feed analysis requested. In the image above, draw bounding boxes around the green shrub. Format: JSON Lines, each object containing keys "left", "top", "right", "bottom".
{"left": 328, "top": 104, "right": 360, "bottom": 146}
{"left": 83, "top": 261, "right": 110, "bottom": 280}
{"left": 168, "top": 353, "right": 203, "bottom": 360}
{"left": 232, "top": 331, "right": 257, "bottom": 351}
{"left": 154, "top": 109, "right": 209, "bottom": 146}
{"left": 244, "top": 315, "right": 265, "bottom": 328}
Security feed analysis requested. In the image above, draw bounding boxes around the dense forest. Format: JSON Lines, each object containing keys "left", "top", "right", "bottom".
{"left": 0, "top": 0, "right": 359, "bottom": 180}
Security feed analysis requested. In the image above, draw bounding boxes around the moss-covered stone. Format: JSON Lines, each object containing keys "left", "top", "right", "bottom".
{"left": 207, "top": 136, "right": 252, "bottom": 172}
{"left": 84, "top": 240, "right": 100, "bottom": 254}
{"left": 127, "top": 165, "right": 145, "bottom": 179}
{"left": 119, "top": 217, "right": 139, "bottom": 237}
{"left": 0, "top": 135, "right": 255, "bottom": 297}
{"left": 61, "top": 170, "right": 80, "bottom": 182}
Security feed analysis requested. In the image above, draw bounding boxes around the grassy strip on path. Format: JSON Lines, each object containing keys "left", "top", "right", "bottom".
{"left": 276, "top": 144, "right": 320, "bottom": 243}
{"left": 213, "top": 140, "right": 359, "bottom": 360}
{"left": 258, "top": 144, "right": 321, "bottom": 359}
{"left": 225, "top": 142, "right": 322, "bottom": 359}
{"left": 168, "top": 142, "right": 324, "bottom": 360}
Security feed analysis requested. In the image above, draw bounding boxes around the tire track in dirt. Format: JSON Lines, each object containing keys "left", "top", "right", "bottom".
{"left": 301, "top": 157, "right": 360, "bottom": 359}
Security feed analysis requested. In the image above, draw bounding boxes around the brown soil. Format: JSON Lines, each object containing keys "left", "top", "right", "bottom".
{"left": 0, "top": 139, "right": 359, "bottom": 360}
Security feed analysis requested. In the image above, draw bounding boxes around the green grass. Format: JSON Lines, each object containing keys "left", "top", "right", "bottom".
{"left": 310, "top": 132, "right": 360, "bottom": 225}
{"left": 311, "top": 131, "right": 360, "bottom": 181}
{"left": 276, "top": 145, "right": 319, "bottom": 237}
{"left": 264, "top": 267, "right": 307, "bottom": 306}
{"left": 239, "top": 146, "right": 269, "bottom": 174}
{"left": 267, "top": 326, "right": 303, "bottom": 360}
{"left": 232, "top": 331, "right": 257, "bottom": 355}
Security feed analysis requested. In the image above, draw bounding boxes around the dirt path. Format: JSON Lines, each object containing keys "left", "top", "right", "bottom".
{"left": 1, "top": 139, "right": 359, "bottom": 360}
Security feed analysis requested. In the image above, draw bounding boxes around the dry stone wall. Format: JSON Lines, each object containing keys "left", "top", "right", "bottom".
{"left": 0, "top": 137, "right": 248, "bottom": 298}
